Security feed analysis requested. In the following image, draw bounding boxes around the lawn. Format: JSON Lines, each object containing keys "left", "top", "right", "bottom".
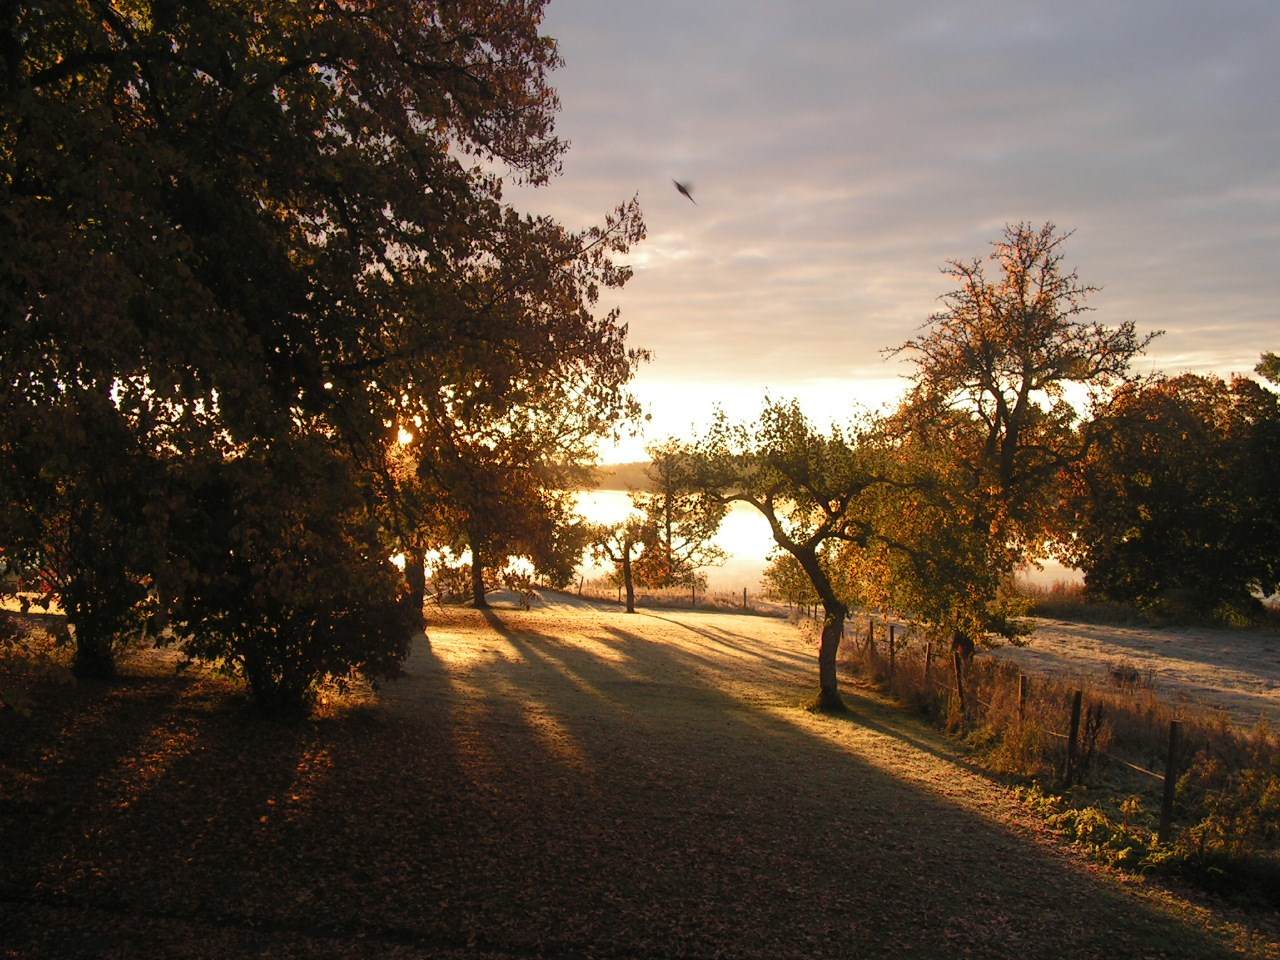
{"left": 2, "top": 597, "right": 1277, "bottom": 959}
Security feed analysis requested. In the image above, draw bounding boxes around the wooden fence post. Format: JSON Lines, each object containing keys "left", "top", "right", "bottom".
{"left": 1063, "top": 690, "right": 1084, "bottom": 786}
{"left": 888, "top": 624, "right": 896, "bottom": 680}
{"left": 924, "top": 641, "right": 933, "bottom": 680}
{"left": 953, "top": 649, "right": 966, "bottom": 714}
{"left": 743, "top": 587, "right": 748, "bottom": 610}
{"left": 868, "top": 620, "right": 876, "bottom": 661}
{"left": 1158, "top": 720, "right": 1182, "bottom": 844}
{"left": 1018, "top": 674, "right": 1028, "bottom": 723}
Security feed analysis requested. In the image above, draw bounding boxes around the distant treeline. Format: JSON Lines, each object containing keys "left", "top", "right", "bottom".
{"left": 591, "top": 462, "right": 653, "bottom": 492}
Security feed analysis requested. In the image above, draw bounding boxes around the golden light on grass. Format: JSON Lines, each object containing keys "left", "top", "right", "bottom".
{"left": 275, "top": 745, "right": 335, "bottom": 824}
{"left": 107, "top": 717, "right": 201, "bottom": 811}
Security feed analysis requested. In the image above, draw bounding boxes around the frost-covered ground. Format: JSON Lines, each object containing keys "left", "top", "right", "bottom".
{"left": 994, "top": 619, "right": 1280, "bottom": 727}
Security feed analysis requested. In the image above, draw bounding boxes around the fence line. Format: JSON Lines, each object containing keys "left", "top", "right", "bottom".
{"left": 849, "top": 611, "right": 1183, "bottom": 834}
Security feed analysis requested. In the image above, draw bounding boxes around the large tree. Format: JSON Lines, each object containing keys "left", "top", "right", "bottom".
{"left": 391, "top": 197, "right": 647, "bottom": 608}
{"left": 2, "top": 2, "right": 645, "bottom": 683}
{"left": 1067, "top": 372, "right": 1280, "bottom": 621}
{"left": 688, "top": 399, "right": 875, "bottom": 712}
{"left": 885, "top": 222, "right": 1156, "bottom": 646}
{"left": 168, "top": 433, "right": 414, "bottom": 713}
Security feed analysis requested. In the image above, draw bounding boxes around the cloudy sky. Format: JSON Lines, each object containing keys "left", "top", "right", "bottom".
{"left": 511, "top": 0, "right": 1280, "bottom": 460}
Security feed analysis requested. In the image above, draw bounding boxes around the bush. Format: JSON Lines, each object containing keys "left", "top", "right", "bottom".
{"left": 170, "top": 437, "right": 414, "bottom": 714}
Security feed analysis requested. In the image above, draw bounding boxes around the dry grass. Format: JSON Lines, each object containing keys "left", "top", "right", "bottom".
{"left": 840, "top": 611, "right": 1280, "bottom": 909}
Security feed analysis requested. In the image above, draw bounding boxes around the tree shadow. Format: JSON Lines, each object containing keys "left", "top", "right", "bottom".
{"left": 0, "top": 607, "right": 1262, "bottom": 959}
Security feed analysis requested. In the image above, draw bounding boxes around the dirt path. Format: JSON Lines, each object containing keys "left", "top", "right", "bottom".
{"left": 371, "top": 595, "right": 1275, "bottom": 959}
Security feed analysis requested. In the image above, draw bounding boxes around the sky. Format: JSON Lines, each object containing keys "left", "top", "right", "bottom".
{"left": 510, "top": 0, "right": 1280, "bottom": 462}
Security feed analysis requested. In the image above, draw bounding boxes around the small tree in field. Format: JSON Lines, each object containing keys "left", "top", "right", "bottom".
{"left": 762, "top": 550, "right": 823, "bottom": 609}
{"left": 687, "top": 399, "right": 876, "bottom": 712}
{"left": 587, "top": 518, "right": 647, "bottom": 613}
{"left": 631, "top": 440, "right": 727, "bottom": 590}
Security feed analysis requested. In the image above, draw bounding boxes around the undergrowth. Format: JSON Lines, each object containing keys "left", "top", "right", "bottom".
{"left": 841, "top": 612, "right": 1280, "bottom": 910}
{"left": 1018, "top": 578, "right": 1280, "bottom": 631}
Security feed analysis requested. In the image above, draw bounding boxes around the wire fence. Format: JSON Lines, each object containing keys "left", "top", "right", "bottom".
{"left": 843, "top": 612, "right": 1193, "bottom": 842}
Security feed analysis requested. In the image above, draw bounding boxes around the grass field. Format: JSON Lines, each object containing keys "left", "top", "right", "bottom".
{"left": 2, "top": 596, "right": 1278, "bottom": 958}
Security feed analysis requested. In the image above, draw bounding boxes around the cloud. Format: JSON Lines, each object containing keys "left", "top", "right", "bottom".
{"left": 514, "top": 0, "right": 1280, "bottom": 442}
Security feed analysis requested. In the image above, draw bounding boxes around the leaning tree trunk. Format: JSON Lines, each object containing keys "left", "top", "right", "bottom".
{"left": 793, "top": 549, "right": 848, "bottom": 712}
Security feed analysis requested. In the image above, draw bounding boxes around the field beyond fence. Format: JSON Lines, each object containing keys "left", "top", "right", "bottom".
{"left": 838, "top": 611, "right": 1280, "bottom": 906}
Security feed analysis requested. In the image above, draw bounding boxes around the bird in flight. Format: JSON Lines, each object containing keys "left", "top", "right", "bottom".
{"left": 673, "top": 180, "right": 697, "bottom": 205}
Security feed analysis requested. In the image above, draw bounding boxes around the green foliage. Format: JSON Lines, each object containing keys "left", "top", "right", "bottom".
{"left": 1068, "top": 373, "right": 1280, "bottom": 620}
{"left": 1256, "top": 352, "right": 1280, "bottom": 385}
{"left": 686, "top": 398, "right": 876, "bottom": 708}
{"left": 1014, "top": 741, "right": 1280, "bottom": 906}
{"left": 1176, "top": 730, "right": 1280, "bottom": 866}
{"left": 761, "top": 551, "right": 822, "bottom": 607}
{"left": 1014, "top": 785, "right": 1155, "bottom": 871}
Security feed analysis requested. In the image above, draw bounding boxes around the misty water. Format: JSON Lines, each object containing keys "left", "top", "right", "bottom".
{"left": 575, "top": 490, "right": 775, "bottom": 593}
{"left": 574, "top": 491, "right": 1079, "bottom": 594}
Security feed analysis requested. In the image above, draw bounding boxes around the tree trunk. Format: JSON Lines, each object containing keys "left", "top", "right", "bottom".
{"left": 814, "top": 598, "right": 848, "bottom": 712}
{"left": 469, "top": 538, "right": 488, "bottom": 608}
{"left": 403, "top": 544, "right": 426, "bottom": 631}
{"left": 622, "top": 547, "right": 636, "bottom": 613}
{"left": 70, "top": 621, "right": 116, "bottom": 679}
{"left": 792, "top": 548, "right": 848, "bottom": 712}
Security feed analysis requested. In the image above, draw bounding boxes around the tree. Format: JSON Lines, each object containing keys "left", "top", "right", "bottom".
{"left": 587, "top": 517, "right": 647, "bottom": 614}
{"left": 886, "top": 222, "right": 1156, "bottom": 645}
{"left": 1067, "top": 373, "right": 1280, "bottom": 622}
{"left": 401, "top": 203, "right": 648, "bottom": 606}
{"left": 3, "top": 0, "right": 572, "bottom": 445}
{"left": 1258, "top": 352, "right": 1280, "bottom": 386}
{"left": 2, "top": 3, "right": 646, "bottom": 682}
{"left": 0, "top": 387, "right": 166, "bottom": 676}
{"left": 168, "top": 434, "right": 414, "bottom": 713}
{"left": 687, "top": 399, "right": 875, "bottom": 712}
{"left": 631, "top": 440, "right": 727, "bottom": 590}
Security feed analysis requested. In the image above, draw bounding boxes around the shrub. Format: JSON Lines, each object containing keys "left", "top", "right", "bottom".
{"left": 170, "top": 437, "right": 414, "bottom": 714}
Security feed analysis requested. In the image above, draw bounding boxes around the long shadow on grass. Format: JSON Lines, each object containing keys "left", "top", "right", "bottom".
{"left": 374, "top": 606, "right": 1252, "bottom": 960}
{"left": 0, "top": 610, "right": 1260, "bottom": 960}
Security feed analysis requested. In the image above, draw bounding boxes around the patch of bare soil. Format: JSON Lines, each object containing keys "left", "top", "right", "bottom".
{"left": 2, "top": 596, "right": 1277, "bottom": 958}
{"left": 995, "top": 619, "right": 1280, "bottom": 726}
